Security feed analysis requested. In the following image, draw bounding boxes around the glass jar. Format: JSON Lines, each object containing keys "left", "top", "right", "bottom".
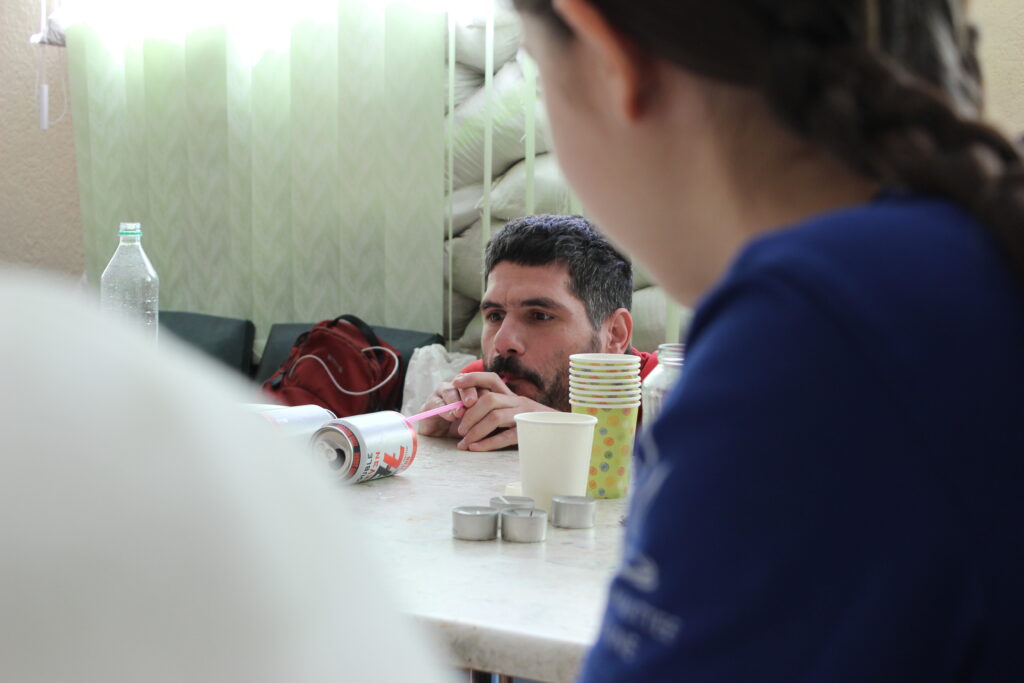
{"left": 641, "top": 343, "right": 684, "bottom": 424}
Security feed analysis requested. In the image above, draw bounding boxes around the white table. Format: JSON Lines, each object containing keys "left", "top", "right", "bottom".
{"left": 341, "top": 435, "right": 628, "bottom": 683}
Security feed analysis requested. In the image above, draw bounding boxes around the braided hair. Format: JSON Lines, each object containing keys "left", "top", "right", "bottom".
{"left": 514, "top": 0, "right": 1024, "bottom": 280}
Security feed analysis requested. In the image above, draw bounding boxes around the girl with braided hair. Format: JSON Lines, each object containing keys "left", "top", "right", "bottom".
{"left": 512, "top": 0, "right": 1024, "bottom": 681}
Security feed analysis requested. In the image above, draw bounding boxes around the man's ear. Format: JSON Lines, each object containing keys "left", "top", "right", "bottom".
{"left": 602, "top": 308, "right": 633, "bottom": 353}
{"left": 553, "top": 0, "right": 654, "bottom": 122}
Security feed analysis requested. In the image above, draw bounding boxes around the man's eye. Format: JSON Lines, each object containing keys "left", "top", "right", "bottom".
{"left": 485, "top": 311, "right": 504, "bottom": 323}
{"left": 531, "top": 311, "right": 553, "bottom": 321}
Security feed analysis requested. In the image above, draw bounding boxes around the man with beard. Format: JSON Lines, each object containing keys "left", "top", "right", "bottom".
{"left": 417, "top": 215, "right": 659, "bottom": 451}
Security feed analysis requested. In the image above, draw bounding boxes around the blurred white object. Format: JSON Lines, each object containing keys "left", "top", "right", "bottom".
{"left": 0, "top": 268, "right": 454, "bottom": 683}
{"left": 250, "top": 403, "right": 336, "bottom": 441}
{"left": 401, "top": 343, "right": 477, "bottom": 417}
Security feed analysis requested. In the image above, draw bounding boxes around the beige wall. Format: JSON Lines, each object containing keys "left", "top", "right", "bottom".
{"left": 0, "top": 0, "right": 1020, "bottom": 278}
{"left": 0, "top": 0, "right": 83, "bottom": 276}
{"left": 974, "top": 0, "right": 1024, "bottom": 136}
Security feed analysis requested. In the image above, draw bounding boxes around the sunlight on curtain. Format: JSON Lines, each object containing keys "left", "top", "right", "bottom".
{"left": 64, "top": 0, "right": 680, "bottom": 352}
{"left": 65, "top": 0, "right": 446, "bottom": 344}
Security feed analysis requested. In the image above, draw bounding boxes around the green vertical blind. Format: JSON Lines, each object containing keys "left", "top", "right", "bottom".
{"left": 67, "top": 0, "right": 446, "bottom": 346}
{"left": 65, "top": 0, "right": 681, "bottom": 348}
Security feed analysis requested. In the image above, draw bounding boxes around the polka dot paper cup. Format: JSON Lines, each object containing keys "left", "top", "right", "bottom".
{"left": 570, "top": 402, "right": 640, "bottom": 499}
{"left": 570, "top": 385, "right": 640, "bottom": 394}
{"left": 569, "top": 360, "right": 639, "bottom": 368}
{"left": 569, "top": 387, "right": 641, "bottom": 396}
{"left": 569, "top": 378, "right": 638, "bottom": 389}
{"left": 569, "top": 368, "right": 641, "bottom": 382}
{"left": 569, "top": 380, "right": 642, "bottom": 392}
{"left": 569, "top": 353, "right": 642, "bottom": 366}
{"left": 569, "top": 391, "right": 642, "bottom": 404}
{"left": 569, "top": 358, "right": 639, "bottom": 368}
{"left": 569, "top": 399, "right": 641, "bottom": 409}
{"left": 569, "top": 375, "right": 642, "bottom": 388}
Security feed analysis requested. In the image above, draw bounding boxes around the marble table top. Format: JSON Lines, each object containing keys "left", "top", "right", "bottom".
{"left": 341, "top": 435, "right": 627, "bottom": 683}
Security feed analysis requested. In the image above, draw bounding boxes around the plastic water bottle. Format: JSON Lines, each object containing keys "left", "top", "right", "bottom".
{"left": 100, "top": 222, "right": 159, "bottom": 341}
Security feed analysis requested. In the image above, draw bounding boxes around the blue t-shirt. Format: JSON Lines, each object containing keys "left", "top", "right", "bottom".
{"left": 580, "top": 196, "right": 1024, "bottom": 682}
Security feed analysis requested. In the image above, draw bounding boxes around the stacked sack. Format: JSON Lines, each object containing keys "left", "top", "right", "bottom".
{"left": 444, "top": 6, "right": 689, "bottom": 356}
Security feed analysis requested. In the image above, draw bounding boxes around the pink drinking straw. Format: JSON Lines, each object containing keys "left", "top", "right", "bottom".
{"left": 405, "top": 400, "right": 465, "bottom": 424}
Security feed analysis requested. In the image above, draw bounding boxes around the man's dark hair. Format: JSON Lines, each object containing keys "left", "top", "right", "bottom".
{"left": 484, "top": 215, "right": 632, "bottom": 329}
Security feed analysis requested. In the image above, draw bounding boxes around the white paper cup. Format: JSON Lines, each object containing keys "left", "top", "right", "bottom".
{"left": 515, "top": 412, "right": 598, "bottom": 512}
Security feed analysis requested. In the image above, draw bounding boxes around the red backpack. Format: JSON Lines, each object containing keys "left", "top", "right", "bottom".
{"left": 261, "top": 315, "right": 402, "bottom": 417}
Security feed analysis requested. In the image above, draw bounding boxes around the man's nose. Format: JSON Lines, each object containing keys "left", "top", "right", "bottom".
{"left": 493, "top": 317, "right": 525, "bottom": 356}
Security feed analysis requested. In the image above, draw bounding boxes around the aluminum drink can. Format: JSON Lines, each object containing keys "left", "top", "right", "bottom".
{"left": 310, "top": 410, "right": 418, "bottom": 484}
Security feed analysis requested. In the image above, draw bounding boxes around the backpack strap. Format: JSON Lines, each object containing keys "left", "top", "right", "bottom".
{"left": 330, "top": 314, "right": 388, "bottom": 363}
{"left": 287, "top": 351, "right": 399, "bottom": 396}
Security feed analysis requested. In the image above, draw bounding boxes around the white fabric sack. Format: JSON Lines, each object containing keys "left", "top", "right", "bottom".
{"left": 489, "top": 153, "right": 573, "bottom": 220}
{"left": 401, "top": 343, "right": 478, "bottom": 416}
{"left": 630, "top": 286, "right": 693, "bottom": 353}
{"left": 449, "top": 58, "right": 551, "bottom": 189}
{"left": 631, "top": 285, "right": 668, "bottom": 353}
{"left": 454, "top": 311, "right": 484, "bottom": 357}
{"left": 446, "top": 217, "right": 506, "bottom": 299}
{"left": 447, "top": 183, "right": 484, "bottom": 237}
{"left": 444, "top": 287, "right": 481, "bottom": 342}
{"left": 445, "top": 218, "right": 482, "bottom": 299}
{"left": 446, "top": 63, "right": 486, "bottom": 113}
{"left": 633, "top": 262, "right": 655, "bottom": 290}
{"left": 453, "top": 7, "right": 522, "bottom": 73}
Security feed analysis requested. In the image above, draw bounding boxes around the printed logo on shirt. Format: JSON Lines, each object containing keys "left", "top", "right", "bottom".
{"left": 619, "top": 428, "right": 672, "bottom": 595}
{"left": 619, "top": 554, "right": 659, "bottom": 594}
{"left": 609, "top": 585, "right": 682, "bottom": 645}
{"left": 602, "top": 405, "right": 685, "bottom": 664}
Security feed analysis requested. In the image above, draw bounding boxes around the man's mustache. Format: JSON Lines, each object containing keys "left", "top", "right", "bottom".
{"left": 486, "top": 355, "right": 546, "bottom": 391}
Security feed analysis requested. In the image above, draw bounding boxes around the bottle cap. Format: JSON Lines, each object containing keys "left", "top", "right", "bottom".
{"left": 119, "top": 222, "right": 142, "bottom": 235}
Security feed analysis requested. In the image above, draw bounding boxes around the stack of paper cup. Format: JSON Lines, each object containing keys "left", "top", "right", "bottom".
{"left": 568, "top": 353, "right": 642, "bottom": 499}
